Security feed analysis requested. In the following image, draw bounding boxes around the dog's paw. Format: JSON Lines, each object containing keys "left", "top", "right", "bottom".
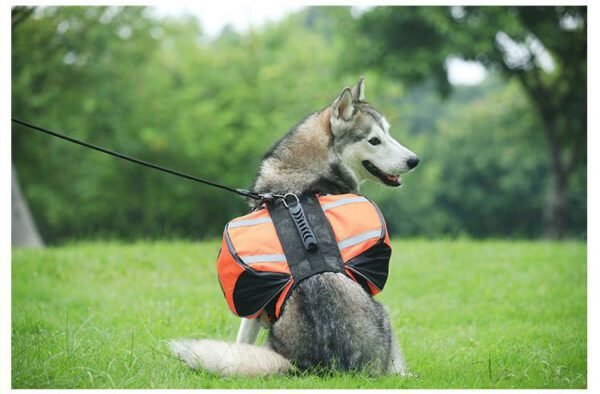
{"left": 399, "top": 371, "right": 419, "bottom": 379}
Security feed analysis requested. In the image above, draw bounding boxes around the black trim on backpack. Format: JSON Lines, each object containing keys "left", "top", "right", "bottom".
{"left": 345, "top": 240, "right": 391, "bottom": 292}
{"left": 232, "top": 270, "right": 291, "bottom": 318}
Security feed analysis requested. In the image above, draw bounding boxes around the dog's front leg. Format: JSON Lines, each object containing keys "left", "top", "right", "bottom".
{"left": 235, "top": 318, "right": 262, "bottom": 344}
{"left": 389, "top": 336, "right": 412, "bottom": 377}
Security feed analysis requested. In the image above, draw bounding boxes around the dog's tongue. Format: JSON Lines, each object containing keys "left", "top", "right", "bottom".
{"left": 386, "top": 174, "right": 399, "bottom": 183}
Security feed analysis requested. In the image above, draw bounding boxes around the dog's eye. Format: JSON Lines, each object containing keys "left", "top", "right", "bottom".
{"left": 368, "top": 137, "right": 381, "bottom": 146}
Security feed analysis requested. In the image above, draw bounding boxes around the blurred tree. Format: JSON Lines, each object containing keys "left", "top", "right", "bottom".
{"left": 12, "top": 164, "right": 44, "bottom": 247}
{"left": 353, "top": 6, "right": 586, "bottom": 239}
{"left": 12, "top": 6, "right": 34, "bottom": 29}
{"left": 12, "top": 7, "right": 44, "bottom": 247}
{"left": 11, "top": 6, "right": 585, "bottom": 242}
{"left": 360, "top": 76, "right": 575, "bottom": 239}
{"left": 12, "top": 6, "right": 358, "bottom": 242}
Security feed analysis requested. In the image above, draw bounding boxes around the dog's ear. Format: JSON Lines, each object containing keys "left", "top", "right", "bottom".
{"left": 331, "top": 87, "right": 354, "bottom": 121}
{"left": 351, "top": 76, "right": 365, "bottom": 102}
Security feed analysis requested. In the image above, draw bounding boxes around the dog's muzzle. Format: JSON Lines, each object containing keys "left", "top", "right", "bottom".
{"left": 362, "top": 160, "right": 402, "bottom": 186}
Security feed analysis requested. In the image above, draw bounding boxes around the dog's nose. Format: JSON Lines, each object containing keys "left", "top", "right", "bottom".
{"left": 407, "top": 156, "right": 420, "bottom": 169}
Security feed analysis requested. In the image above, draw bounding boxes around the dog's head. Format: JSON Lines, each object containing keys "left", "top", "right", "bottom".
{"left": 329, "top": 77, "right": 419, "bottom": 187}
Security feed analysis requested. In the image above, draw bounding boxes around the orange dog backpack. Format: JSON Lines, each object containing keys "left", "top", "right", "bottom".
{"left": 216, "top": 193, "right": 391, "bottom": 321}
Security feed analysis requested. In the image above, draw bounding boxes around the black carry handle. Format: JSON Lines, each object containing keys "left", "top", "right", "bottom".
{"left": 283, "top": 194, "right": 318, "bottom": 251}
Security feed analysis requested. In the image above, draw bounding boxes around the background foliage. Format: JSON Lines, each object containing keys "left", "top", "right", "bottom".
{"left": 12, "top": 6, "right": 587, "bottom": 243}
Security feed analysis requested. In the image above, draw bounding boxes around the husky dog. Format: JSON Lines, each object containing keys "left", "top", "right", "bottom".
{"left": 170, "top": 77, "right": 419, "bottom": 377}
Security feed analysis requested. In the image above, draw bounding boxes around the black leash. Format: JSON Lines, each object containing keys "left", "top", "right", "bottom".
{"left": 11, "top": 118, "right": 267, "bottom": 201}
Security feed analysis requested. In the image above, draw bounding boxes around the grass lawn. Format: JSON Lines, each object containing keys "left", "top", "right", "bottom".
{"left": 12, "top": 239, "right": 586, "bottom": 389}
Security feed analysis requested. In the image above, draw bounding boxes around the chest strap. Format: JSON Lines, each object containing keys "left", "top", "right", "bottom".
{"left": 267, "top": 194, "right": 346, "bottom": 287}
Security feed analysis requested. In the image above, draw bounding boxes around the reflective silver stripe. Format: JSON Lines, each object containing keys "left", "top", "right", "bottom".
{"left": 320, "top": 196, "right": 369, "bottom": 211}
{"left": 242, "top": 254, "right": 287, "bottom": 264}
{"left": 337, "top": 229, "right": 382, "bottom": 250}
{"left": 228, "top": 217, "right": 272, "bottom": 229}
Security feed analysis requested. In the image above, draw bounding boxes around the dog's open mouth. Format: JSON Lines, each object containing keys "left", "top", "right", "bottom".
{"left": 362, "top": 160, "right": 401, "bottom": 186}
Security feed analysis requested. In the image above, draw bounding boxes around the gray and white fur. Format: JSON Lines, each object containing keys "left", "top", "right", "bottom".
{"left": 170, "top": 77, "right": 419, "bottom": 377}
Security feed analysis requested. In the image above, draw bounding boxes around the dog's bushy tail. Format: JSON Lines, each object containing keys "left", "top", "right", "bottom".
{"left": 168, "top": 339, "right": 292, "bottom": 376}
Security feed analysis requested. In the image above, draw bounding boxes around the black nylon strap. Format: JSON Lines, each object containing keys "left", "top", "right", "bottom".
{"left": 267, "top": 194, "right": 346, "bottom": 286}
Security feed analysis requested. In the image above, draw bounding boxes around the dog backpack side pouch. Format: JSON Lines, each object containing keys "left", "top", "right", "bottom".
{"left": 216, "top": 193, "right": 392, "bottom": 320}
